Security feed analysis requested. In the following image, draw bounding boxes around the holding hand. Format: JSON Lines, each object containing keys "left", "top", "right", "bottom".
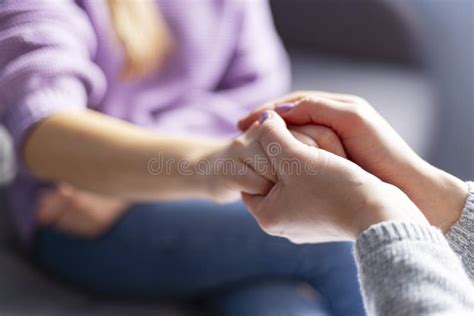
{"left": 204, "top": 121, "right": 346, "bottom": 203}
{"left": 241, "top": 111, "right": 428, "bottom": 243}
{"left": 37, "top": 183, "right": 129, "bottom": 238}
{"left": 34, "top": 118, "right": 345, "bottom": 237}
{"left": 240, "top": 92, "right": 468, "bottom": 232}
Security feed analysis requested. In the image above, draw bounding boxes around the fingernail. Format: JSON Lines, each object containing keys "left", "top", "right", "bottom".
{"left": 275, "top": 103, "right": 294, "bottom": 114}
{"left": 259, "top": 111, "right": 271, "bottom": 124}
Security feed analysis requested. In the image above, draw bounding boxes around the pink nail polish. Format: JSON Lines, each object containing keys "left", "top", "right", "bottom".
{"left": 275, "top": 103, "right": 294, "bottom": 114}
{"left": 259, "top": 111, "right": 271, "bottom": 124}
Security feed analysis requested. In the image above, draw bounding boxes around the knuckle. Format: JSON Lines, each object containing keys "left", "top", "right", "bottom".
{"left": 258, "top": 214, "right": 282, "bottom": 236}
{"left": 348, "top": 95, "right": 367, "bottom": 104}
{"left": 288, "top": 237, "right": 304, "bottom": 245}
{"left": 338, "top": 92, "right": 368, "bottom": 105}
{"left": 259, "top": 123, "right": 278, "bottom": 144}
{"left": 345, "top": 102, "right": 369, "bottom": 125}
{"left": 231, "top": 137, "right": 246, "bottom": 152}
{"left": 300, "top": 95, "right": 320, "bottom": 105}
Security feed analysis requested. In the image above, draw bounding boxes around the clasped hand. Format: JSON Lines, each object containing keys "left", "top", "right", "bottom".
{"left": 234, "top": 91, "right": 466, "bottom": 243}
{"left": 36, "top": 91, "right": 467, "bottom": 241}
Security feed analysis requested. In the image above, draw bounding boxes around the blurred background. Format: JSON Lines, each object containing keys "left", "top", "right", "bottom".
{"left": 271, "top": 0, "right": 473, "bottom": 180}
{"left": 0, "top": 0, "right": 473, "bottom": 315}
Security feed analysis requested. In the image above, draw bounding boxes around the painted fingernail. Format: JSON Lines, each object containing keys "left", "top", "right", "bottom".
{"left": 259, "top": 111, "right": 271, "bottom": 124}
{"left": 275, "top": 103, "right": 294, "bottom": 114}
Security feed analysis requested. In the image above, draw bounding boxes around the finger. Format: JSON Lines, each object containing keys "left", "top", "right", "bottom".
{"left": 239, "top": 90, "right": 363, "bottom": 131}
{"left": 241, "top": 147, "right": 278, "bottom": 184}
{"left": 234, "top": 162, "right": 274, "bottom": 196}
{"left": 238, "top": 105, "right": 273, "bottom": 132}
{"left": 258, "top": 111, "right": 306, "bottom": 166}
{"left": 273, "top": 91, "right": 358, "bottom": 105}
{"left": 277, "top": 97, "right": 357, "bottom": 139}
{"left": 289, "top": 129, "right": 319, "bottom": 148}
{"left": 241, "top": 192, "right": 265, "bottom": 214}
{"left": 306, "top": 91, "right": 358, "bottom": 103}
{"left": 290, "top": 125, "right": 347, "bottom": 158}
{"left": 52, "top": 204, "right": 98, "bottom": 238}
{"left": 36, "top": 190, "right": 67, "bottom": 225}
{"left": 57, "top": 182, "right": 75, "bottom": 197}
{"left": 239, "top": 122, "right": 278, "bottom": 183}
{"left": 237, "top": 94, "right": 304, "bottom": 131}
{"left": 242, "top": 189, "right": 283, "bottom": 237}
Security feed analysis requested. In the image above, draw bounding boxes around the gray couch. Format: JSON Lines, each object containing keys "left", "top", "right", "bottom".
{"left": 0, "top": 1, "right": 472, "bottom": 315}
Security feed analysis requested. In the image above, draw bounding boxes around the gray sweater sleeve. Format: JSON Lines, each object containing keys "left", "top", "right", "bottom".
{"left": 446, "top": 181, "right": 474, "bottom": 280}
{"left": 355, "top": 221, "right": 474, "bottom": 316}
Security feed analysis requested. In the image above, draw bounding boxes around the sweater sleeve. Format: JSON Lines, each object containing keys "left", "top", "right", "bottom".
{"left": 355, "top": 221, "right": 474, "bottom": 316}
{"left": 446, "top": 181, "right": 474, "bottom": 280}
{"left": 0, "top": 0, "right": 106, "bottom": 168}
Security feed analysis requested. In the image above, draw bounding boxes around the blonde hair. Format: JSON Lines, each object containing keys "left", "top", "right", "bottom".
{"left": 106, "top": 0, "right": 172, "bottom": 79}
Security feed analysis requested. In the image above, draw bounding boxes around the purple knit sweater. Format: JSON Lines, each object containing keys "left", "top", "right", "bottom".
{"left": 0, "top": 0, "right": 290, "bottom": 243}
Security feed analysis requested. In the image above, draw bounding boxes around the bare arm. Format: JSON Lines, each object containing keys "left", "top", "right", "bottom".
{"left": 23, "top": 110, "right": 224, "bottom": 202}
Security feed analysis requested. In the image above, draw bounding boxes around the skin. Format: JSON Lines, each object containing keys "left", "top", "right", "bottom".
{"left": 37, "top": 183, "right": 129, "bottom": 237}
{"left": 241, "top": 111, "right": 428, "bottom": 243}
{"left": 34, "top": 91, "right": 468, "bottom": 239}
{"left": 24, "top": 110, "right": 287, "bottom": 202}
{"left": 29, "top": 109, "right": 337, "bottom": 237}
{"left": 239, "top": 91, "right": 469, "bottom": 233}
{"left": 25, "top": 110, "right": 271, "bottom": 236}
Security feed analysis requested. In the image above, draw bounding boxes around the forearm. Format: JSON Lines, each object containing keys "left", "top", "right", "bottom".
{"left": 391, "top": 162, "right": 474, "bottom": 279}
{"left": 398, "top": 159, "right": 468, "bottom": 232}
{"left": 355, "top": 221, "right": 474, "bottom": 316}
{"left": 23, "top": 110, "right": 223, "bottom": 201}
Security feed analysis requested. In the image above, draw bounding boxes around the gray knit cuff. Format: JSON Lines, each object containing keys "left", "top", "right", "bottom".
{"left": 447, "top": 181, "right": 474, "bottom": 239}
{"left": 446, "top": 181, "right": 474, "bottom": 279}
{"left": 356, "top": 221, "right": 448, "bottom": 258}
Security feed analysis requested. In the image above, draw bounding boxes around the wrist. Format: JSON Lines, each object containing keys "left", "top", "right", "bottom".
{"left": 193, "top": 140, "right": 236, "bottom": 202}
{"left": 402, "top": 161, "right": 468, "bottom": 232}
{"left": 174, "top": 139, "right": 228, "bottom": 200}
{"left": 353, "top": 183, "right": 429, "bottom": 238}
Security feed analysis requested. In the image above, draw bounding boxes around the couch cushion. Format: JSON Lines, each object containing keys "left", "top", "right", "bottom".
{"left": 289, "top": 51, "right": 436, "bottom": 159}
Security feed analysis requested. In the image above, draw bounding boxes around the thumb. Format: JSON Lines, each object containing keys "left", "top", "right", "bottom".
{"left": 258, "top": 111, "right": 305, "bottom": 165}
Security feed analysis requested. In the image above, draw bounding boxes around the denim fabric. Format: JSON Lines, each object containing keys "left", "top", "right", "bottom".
{"left": 36, "top": 200, "right": 365, "bottom": 316}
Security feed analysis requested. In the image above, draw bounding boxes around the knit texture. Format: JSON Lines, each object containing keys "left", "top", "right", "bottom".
{"left": 355, "top": 221, "right": 474, "bottom": 316}
{"left": 446, "top": 181, "right": 474, "bottom": 280}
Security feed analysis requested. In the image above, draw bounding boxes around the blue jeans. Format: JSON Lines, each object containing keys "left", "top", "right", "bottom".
{"left": 35, "top": 200, "right": 365, "bottom": 316}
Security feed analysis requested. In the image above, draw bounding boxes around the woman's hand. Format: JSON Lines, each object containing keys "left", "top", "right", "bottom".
{"left": 241, "top": 111, "right": 429, "bottom": 244}
{"left": 34, "top": 122, "right": 346, "bottom": 237}
{"left": 239, "top": 92, "right": 468, "bottom": 232}
{"left": 37, "top": 183, "right": 129, "bottom": 238}
{"left": 201, "top": 125, "right": 279, "bottom": 203}
{"left": 289, "top": 125, "right": 347, "bottom": 159}
{"left": 204, "top": 122, "right": 347, "bottom": 203}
